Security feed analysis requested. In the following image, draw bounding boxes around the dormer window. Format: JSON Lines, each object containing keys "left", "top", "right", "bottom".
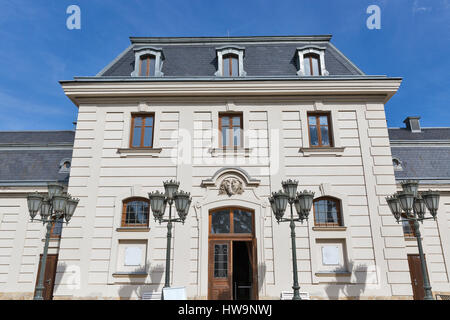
{"left": 139, "top": 55, "right": 156, "bottom": 76}
{"left": 297, "top": 46, "right": 328, "bottom": 76}
{"left": 223, "top": 54, "right": 239, "bottom": 77}
{"left": 131, "top": 47, "right": 164, "bottom": 77}
{"left": 215, "top": 46, "right": 246, "bottom": 77}
{"left": 304, "top": 53, "right": 321, "bottom": 76}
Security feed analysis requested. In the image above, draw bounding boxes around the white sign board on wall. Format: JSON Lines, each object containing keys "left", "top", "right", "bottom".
{"left": 322, "top": 246, "right": 340, "bottom": 265}
{"left": 124, "top": 247, "right": 142, "bottom": 266}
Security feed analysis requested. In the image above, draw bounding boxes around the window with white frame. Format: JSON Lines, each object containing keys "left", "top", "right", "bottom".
{"left": 215, "top": 46, "right": 246, "bottom": 77}
{"left": 297, "top": 46, "right": 328, "bottom": 76}
{"left": 131, "top": 47, "right": 164, "bottom": 77}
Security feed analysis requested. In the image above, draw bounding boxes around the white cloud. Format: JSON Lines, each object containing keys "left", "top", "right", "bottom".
{"left": 413, "top": 0, "right": 432, "bottom": 13}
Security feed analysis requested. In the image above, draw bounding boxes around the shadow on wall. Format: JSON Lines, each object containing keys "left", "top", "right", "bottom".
{"left": 118, "top": 264, "right": 165, "bottom": 300}
{"left": 258, "top": 262, "right": 267, "bottom": 294}
{"left": 324, "top": 261, "right": 370, "bottom": 300}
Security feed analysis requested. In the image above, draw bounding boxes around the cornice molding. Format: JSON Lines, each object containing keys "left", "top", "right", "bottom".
{"left": 61, "top": 79, "right": 402, "bottom": 106}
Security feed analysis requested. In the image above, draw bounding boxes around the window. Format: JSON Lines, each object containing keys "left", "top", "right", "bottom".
{"left": 130, "top": 114, "right": 154, "bottom": 148}
{"left": 139, "top": 55, "right": 156, "bottom": 76}
{"left": 209, "top": 208, "right": 253, "bottom": 235}
{"left": 402, "top": 214, "right": 416, "bottom": 237}
{"left": 393, "top": 158, "right": 403, "bottom": 171}
{"left": 223, "top": 54, "right": 239, "bottom": 77}
{"left": 122, "top": 198, "right": 150, "bottom": 227}
{"left": 219, "top": 113, "right": 243, "bottom": 148}
{"left": 313, "top": 197, "right": 343, "bottom": 227}
{"left": 308, "top": 113, "right": 332, "bottom": 147}
{"left": 50, "top": 218, "right": 64, "bottom": 238}
{"left": 304, "top": 54, "right": 321, "bottom": 76}
{"left": 215, "top": 46, "right": 246, "bottom": 77}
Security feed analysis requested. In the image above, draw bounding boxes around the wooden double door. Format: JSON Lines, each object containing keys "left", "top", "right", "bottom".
{"left": 34, "top": 254, "right": 58, "bottom": 300}
{"left": 208, "top": 207, "right": 258, "bottom": 300}
{"left": 408, "top": 254, "right": 429, "bottom": 300}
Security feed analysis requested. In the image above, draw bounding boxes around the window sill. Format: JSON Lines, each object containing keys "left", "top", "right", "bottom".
{"left": 116, "top": 227, "right": 150, "bottom": 232}
{"left": 404, "top": 236, "right": 418, "bottom": 241}
{"left": 112, "top": 272, "right": 148, "bottom": 278}
{"left": 209, "top": 147, "right": 252, "bottom": 157}
{"left": 312, "top": 226, "right": 347, "bottom": 232}
{"left": 117, "top": 148, "right": 162, "bottom": 158}
{"left": 299, "top": 147, "right": 345, "bottom": 157}
{"left": 315, "top": 271, "right": 351, "bottom": 277}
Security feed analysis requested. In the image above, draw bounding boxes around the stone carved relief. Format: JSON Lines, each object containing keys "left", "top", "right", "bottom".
{"left": 218, "top": 177, "right": 244, "bottom": 196}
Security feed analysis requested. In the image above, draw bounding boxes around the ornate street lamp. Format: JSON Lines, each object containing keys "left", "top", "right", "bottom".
{"left": 269, "top": 179, "right": 314, "bottom": 300}
{"left": 385, "top": 180, "right": 440, "bottom": 300}
{"left": 26, "top": 183, "right": 79, "bottom": 300}
{"left": 148, "top": 180, "right": 192, "bottom": 288}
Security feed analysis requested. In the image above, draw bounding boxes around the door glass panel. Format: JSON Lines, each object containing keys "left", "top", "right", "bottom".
{"left": 211, "top": 211, "right": 230, "bottom": 234}
{"left": 233, "top": 210, "right": 252, "bottom": 233}
{"left": 132, "top": 127, "right": 142, "bottom": 147}
{"left": 320, "top": 126, "right": 330, "bottom": 146}
{"left": 214, "top": 244, "right": 228, "bottom": 278}
{"left": 311, "top": 56, "right": 320, "bottom": 75}
{"left": 223, "top": 57, "right": 230, "bottom": 76}
{"left": 304, "top": 56, "right": 311, "bottom": 75}
{"left": 231, "top": 56, "right": 238, "bottom": 76}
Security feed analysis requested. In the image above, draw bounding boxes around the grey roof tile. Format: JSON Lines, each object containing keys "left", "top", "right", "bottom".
{"left": 0, "top": 131, "right": 75, "bottom": 145}
{"left": 100, "top": 42, "right": 363, "bottom": 77}
{"left": 388, "top": 128, "right": 450, "bottom": 141}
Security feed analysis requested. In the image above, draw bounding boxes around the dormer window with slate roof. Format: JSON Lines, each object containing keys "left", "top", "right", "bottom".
{"left": 215, "top": 46, "right": 246, "bottom": 77}
{"left": 131, "top": 47, "right": 164, "bottom": 77}
{"left": 297, "top": 46, "right": 329, "bottom": 76}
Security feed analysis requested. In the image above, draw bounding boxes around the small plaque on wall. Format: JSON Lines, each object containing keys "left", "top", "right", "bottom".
{"left": 322, "top": 246, "right": 340, "bottom": 265}
{"left": 124, "top": 247, "right": 142, "bottom": 266}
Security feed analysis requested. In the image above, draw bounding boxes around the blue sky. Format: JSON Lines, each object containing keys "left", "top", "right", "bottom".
{"left": 0, "top": 0, "right": 449, "bottom": 130}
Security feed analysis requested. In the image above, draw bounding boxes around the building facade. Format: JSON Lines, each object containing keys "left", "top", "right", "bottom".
{"left": 0, "top": 35, "right": 449, "bottom": 300}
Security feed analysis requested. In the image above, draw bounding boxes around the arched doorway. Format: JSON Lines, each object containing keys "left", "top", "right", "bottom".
{"left": 208, "top": 207, "right": 258, "bottom": 300}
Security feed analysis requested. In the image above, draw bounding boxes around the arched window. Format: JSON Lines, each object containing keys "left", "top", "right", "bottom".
{"left": 304, "top": 53, "right": 321, "bottom": 76}
{"left": 122, "top": 197, "right": 150, "bottom": 227}
{"left": 313, "top": 197, "right": 343, "bottom": 227}
{"left": 139, "top": 55, "right": 156, "bottom": 76}
{"left": 223, "top": 54, "right": 239, "bottom": 77}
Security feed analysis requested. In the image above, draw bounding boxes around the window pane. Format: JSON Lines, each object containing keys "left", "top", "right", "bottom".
{"left": 143, "top": 127, "right": 153, "bottom": 147}
{"left": 125, "top": 201, "right": 149, "bottom": 225}
{"left": 233, "top": 127, "right": 241, "bottom": 147}
{"left": 148, "top": 57, "right": 156, "bottom": 76}
{"left": 304, "top": 56, "right": 311, "bottom": 75}
{"left": 308, "top": 116, "right": 316, "bottom": 126}
{"left": 132, "top": 127, "right": 142, "bottom": 147}
{"left": 320, "top": 126, "right": 330, "bottom": 146}
{"left": 214, "top": 244, "right": 228, "bottom": 278}
{"left": 140, "top": 58, "right": 148, "bottom": 76}
{"left": 223, "top": 57, "right": 230, "bottom": 77}
{"left": 315, "top": 199, "right": 340, "bottom": 225}
{"left": 145, "top": 116, "right": 154, "bottom": 127}
{"left": 221, "top": 116, "right": 230, "bottom": 127}
{"left": 232, "top": 116, "right": 240, "bottom": 126}
{"left": 51, "top": 218, "right": 64, "bottom": 237}
{"left": 231, "top": 56, "right": 238, "bottom": 76}
{"left": 311, "top": 56, "right": 320, "bottom": 75}
{"left": 233, "top": 210, "right": 252, "bottom": 233}
{"left": 222, "top": 127, "right": 230, "bottom": 146}
{"left": 309, "top": 125, "right": 318, "bottom": 146}
{"left": 211, "top": 211, "right": 230, "bottom": 233}
{"left": 319, "top": 116, "right": 328, "bottom": 125}
{"left": 134, "top": 117, "right": 143, "bottom": 126}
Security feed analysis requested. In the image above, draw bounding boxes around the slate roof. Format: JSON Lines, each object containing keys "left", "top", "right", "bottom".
{"left": 0, "top": 131, "right": 75, "bottom": 185}
{"left": 0, "top": 131, "right": 75, "bottom": 145}
{"left": 389, "top": 128, "right": 450, "bottom": 181}
{"left": 388, "top": 128, "right": 450, "bottom": 141}
{"left": 99, "top": 36, "right": 364, "bottom": 77}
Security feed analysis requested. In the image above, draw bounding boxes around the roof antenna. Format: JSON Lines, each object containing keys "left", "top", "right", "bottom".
{"left": 227, "top": 30, "right": 230, "bottom": 37}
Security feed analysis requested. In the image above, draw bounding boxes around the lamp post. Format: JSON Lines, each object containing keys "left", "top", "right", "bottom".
{"left": 148, "top": 180, "right": 192, "bottom": 288}
{"left": 26, "top": 182, "right": 79, "bottom": 300}
{"left": 385, "top": 180, "right": 440, "bottom": 300}
{"left": 269, "top": 179, "right": 314, "bottom": 300}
